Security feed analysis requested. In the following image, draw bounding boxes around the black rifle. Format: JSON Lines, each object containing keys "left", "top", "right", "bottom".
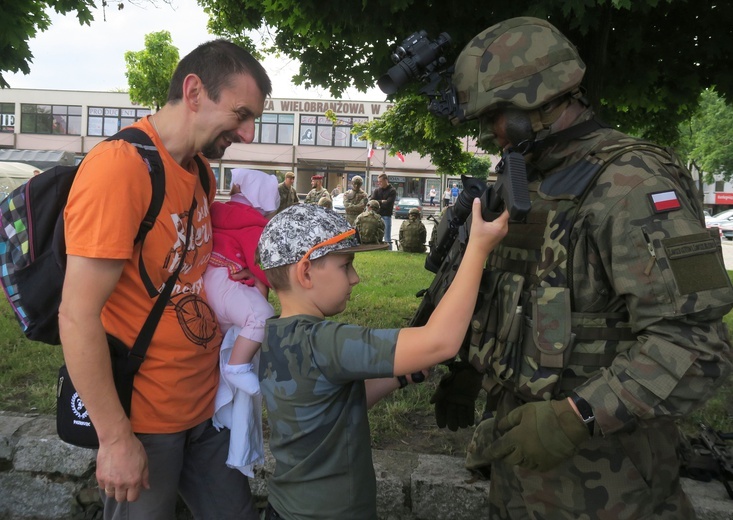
{"left": 679, "top": 422, "right": 733, "bottom": 499}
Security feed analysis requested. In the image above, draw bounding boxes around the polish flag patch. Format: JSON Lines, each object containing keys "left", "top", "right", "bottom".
{"left": 649, "top": 190, "right": 681, "bottom": 213}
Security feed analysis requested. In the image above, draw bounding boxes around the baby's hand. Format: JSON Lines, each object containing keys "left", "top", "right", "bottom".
{"left": 469, "top": 198, "right": 509, "bottom": 255}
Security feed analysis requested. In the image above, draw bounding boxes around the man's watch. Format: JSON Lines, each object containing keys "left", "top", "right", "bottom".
{"left": 570, "top": 393, "right": 595, "bottom": 435}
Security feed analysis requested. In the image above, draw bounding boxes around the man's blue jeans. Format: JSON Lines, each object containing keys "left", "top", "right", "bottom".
{"left": 382, "top": 216, "right": 392, "bottom": 250}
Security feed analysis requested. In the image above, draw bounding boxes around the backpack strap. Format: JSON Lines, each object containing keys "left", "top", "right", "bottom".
{"left": 107, "top": 127, "right": 212, "bottom": 298}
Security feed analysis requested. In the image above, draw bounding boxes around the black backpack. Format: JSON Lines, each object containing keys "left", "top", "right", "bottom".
{"left": 0, "top": 127, "right": 209, "bottom": 345}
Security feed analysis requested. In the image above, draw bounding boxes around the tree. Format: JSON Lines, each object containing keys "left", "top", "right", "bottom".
{"left": 0, "top": 0, "right": 95, "bottom": 88}
{"left": 124, "top": 30, "right": 179, "bottom": 110}
{"left": 199, "top": 0, "right": 733, "bottom": 146}
{"left": 1, "top": 1, "right": 174, "bottom": 89}
{"left": 678, "top": 89, "right": 733, "bottom": 183}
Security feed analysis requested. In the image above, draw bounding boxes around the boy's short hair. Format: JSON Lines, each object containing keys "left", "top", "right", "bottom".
{"left": 284, "top": 171, "right": 295, "bottom": 179}
{"left": 368, "top": 200, "right": 380, "bottom": 211}
{"left": 257, "top": 204, "right": 387, "bottom": 271}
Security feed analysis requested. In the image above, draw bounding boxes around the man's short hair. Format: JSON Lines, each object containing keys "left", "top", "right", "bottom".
{"left": 284, "top": 171, "right": 295, "bottom": 179}
{"left": 167, "top": 39, "right": 272, "bottom": 104}
{"left": 378, "top": 173, "right": 388, "bottom": 181}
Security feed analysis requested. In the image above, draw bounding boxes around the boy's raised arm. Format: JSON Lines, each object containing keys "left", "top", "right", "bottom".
{"left": 394, "top": 199, "right": 509, "bottom": 376}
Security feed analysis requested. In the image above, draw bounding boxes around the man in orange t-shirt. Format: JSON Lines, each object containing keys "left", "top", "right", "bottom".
{"left": 59, "top": 40, "right": 272, "bottom": 519}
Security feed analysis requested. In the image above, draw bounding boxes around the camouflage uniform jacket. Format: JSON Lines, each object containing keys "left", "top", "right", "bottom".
{"left": 343, "top": 189, "right": 368, "bottom": 225}
{"left": 354, "top": 210, "right": 385, "bottom": 244}
{"left": 304, "top": 187, "right": 330, "bottom": 204}
{"left": 277, "top": 182, "right": 299, "bottom": 213}
{"left": 259, "top": 315, "right": 399, "bottom": 518}
{"left": 399, "top": 218, "right": 427, "bottom": 252}
{"left": 470, "top": 115, "right": 733, "bottom": 437}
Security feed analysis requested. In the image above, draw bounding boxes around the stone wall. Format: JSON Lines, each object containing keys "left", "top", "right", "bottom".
{"left": 1, "top": 412, "right": 731, "bottom": 520}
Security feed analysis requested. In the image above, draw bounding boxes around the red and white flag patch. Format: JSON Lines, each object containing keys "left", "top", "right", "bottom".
{"left": 649, "top": 190, "right": 681, "bottom": 213}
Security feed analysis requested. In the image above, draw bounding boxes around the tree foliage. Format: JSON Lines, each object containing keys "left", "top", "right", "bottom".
{"left": 678, "top": 89, "right": 733, "bottom": 183}
{"left": 199, "top": 0, "right": 733, "bottom": 147}
{"left": 124, "top": 30, "right": 179, "bottom": 110}
{"left": 353, "top": 94, "right": 474, "bottom": 174}
{"left": 0, "top": 0, "right": 96, "bottom": 88}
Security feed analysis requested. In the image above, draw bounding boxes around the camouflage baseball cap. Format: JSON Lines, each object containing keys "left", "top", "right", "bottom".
{"left": 258, "top": 204, "right": 387, "bottom": 270}
{"left": 368, "top": 199, "right": 380, "bottom": 210}
{"left": 452, "top": 17, "right": 585, "bottom": 123}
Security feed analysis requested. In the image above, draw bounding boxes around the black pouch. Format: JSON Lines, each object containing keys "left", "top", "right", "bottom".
{"left": 56, "top": 335, "right": 134, "bottom": 448}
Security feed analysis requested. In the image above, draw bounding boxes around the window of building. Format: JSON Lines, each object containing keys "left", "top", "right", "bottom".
{"left": 253, "top": 113, "right": 294, "bottom": 144}
{"left": 0, "top": 103, "right": 15, "bottom": 133}
{"left": 298, "top": 115, "right": 368, "bottom": 148}
{"left": 87, "top": 106, "right": 152, "bottom": 137}
{"left": 20, "top": 104, "right": 82, "bottom": 135}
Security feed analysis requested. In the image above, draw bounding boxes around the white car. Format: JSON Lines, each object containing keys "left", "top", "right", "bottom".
{"left": 332, "top": 193, "right": 345, "bottom": 214}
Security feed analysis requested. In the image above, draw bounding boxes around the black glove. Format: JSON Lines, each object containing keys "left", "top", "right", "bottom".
{"left": 429, "top": 361, "right": 483, "bottom": 431}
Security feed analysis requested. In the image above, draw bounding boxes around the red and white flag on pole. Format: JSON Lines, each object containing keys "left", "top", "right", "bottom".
{"left": 367, "top": 145, "right": 374, "bottom": 159}
{"left": 396, "top": 151, "right": 405, "bottom": 162}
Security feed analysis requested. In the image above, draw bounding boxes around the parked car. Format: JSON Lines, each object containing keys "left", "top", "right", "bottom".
{"left": 717, "top": 220, "right": 733, "bottom": 240}
{"left": 706, "top": 208, "right": 733, "bottom": 227}
{"left": 332, "top": 192, "right": 345, "bottom": 214}
{"left": 393, "top": 197, "right": 422, "bottom": 219}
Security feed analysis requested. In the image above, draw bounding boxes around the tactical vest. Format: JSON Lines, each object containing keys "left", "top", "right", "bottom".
{"left": 401, "top": 220, "right": 426, "bottom": 252}
{"left": 466, "top": 142, "right": 701, "bottom": 403}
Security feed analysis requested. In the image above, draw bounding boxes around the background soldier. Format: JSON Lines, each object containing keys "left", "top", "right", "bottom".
{"left": 317, "top": 196, "right": 332, "bottom": 210}
{"left": 428, "top": 17, "right": 733, "bottom": 519}
{"left": 354, "top": 200, "right": 385, "bottom": 245}
{"left": 277, "top": 171, "right": 299, "bottom": 214}
{"left": 398, "top": 208, "right": 427, "bottom": 252}
{"left": 343, "top": 175, "right": 368, "bottom": 225}
{"left": 304, "top": 174, "right": 329, "bottom": 204}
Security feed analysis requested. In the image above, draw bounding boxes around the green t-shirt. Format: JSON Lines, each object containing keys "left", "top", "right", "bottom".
{"left": 260, "top": 315, "right": 399, "bottom": 519}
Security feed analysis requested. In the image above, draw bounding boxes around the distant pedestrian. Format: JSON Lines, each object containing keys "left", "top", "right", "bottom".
{"left": 443, "top": 187, "right": 451, "bottom": 207}
{"left": 429, "top": 187, "right": 437, "bottom": 207}
{"left": 450, "top": 183, "right": 459, "bottom": 205}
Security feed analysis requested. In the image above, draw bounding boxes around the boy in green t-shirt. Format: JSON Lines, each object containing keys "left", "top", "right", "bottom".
{"left": 256, "top": 202, "right": 508, "bottom": 519}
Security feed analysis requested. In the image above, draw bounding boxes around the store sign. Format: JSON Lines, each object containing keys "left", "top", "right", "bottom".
{"left": 0, "top": 113, "right": 14, "bottom": 130}
{"left": 715, "top": 192, "right": 733, "bottom": 204}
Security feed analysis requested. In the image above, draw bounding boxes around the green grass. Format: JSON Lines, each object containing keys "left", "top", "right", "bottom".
{"left": 0, "top": 250, "right": 731, "bottom": 449}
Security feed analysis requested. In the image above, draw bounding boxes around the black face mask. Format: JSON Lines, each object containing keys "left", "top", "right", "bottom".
{"left": 504, "top": 108, "right": 535, "bottom": 146}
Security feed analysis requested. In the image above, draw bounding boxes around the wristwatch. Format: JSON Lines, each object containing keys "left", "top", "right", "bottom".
{"left": 570, "top": 393, "right": 595, "bottom": 436}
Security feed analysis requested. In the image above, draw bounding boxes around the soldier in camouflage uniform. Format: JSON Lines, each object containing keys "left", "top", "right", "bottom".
{"left": 354, "top": 199, "right": 385, "bottom": 245}
{"left": 277, "top": 171, "right": 299, "bottom": 214}
{"left": 429, "top": 17, "right": 733, "bottom": 519}
{"left": 254, "top": 203, "right": 507, "bottom": 519}
{"left": 317, "top": 196, "right": 332, "bottom": 210}
{"left": 343, "top": 175, "right": 369, "bottom": 225}
{"left": 304, "top": 174, "right": 330, "bottom": 204}
{"left": 398, "top": 207, "right": 427, "bottom": 252}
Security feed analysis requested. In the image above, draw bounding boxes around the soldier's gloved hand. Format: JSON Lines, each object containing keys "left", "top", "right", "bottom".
{"left": 465, "top": 415, "right": 496, "bottom": 479}
{"left": 429, "top": 362, "right": 483, "bottom": 431}
{"left": 485, "top": 399, "right": 590, "bottom": 472}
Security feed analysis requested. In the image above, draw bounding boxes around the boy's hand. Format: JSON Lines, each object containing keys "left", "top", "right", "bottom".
{"left": 469, "top": 199, "right": 509, "bottom": 255}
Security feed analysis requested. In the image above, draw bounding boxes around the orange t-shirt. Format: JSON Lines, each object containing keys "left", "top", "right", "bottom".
{"left": 64, "top": 117, "right": 221, "bottom": 433}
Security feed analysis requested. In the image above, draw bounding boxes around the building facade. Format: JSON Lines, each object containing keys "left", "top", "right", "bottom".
{"left": 0, "top": 88, "right": 482, "bottom": 201}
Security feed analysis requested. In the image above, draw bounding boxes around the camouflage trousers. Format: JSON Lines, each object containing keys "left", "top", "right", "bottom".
{"left": 487, "top": 392, "right": 696, "bottom": 519}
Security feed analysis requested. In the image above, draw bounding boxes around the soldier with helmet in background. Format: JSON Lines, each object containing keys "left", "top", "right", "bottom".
{"left": 398, "top": 207, "right": 427, "bottom": 252}
{"left": 428, "top": 17, "right": 733, "bottom": 518}
{"left": 354, "top": 200, "right": 385, "bottom": 245}
{"left": 343, "top": 175, "right": 368, "bottom": 225}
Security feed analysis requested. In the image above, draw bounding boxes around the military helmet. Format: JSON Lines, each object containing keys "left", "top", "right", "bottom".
{"left": 352, "top": 175, "right": 363, "bottom": 186}
{"left": 408, "top": 207, "right": 421, "bottom": 217}
{"left": 368, "top": 199, "right": 380, "bottom": 210}
{"left": 452, "top": 17, "right": 585, "bottom": 123}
